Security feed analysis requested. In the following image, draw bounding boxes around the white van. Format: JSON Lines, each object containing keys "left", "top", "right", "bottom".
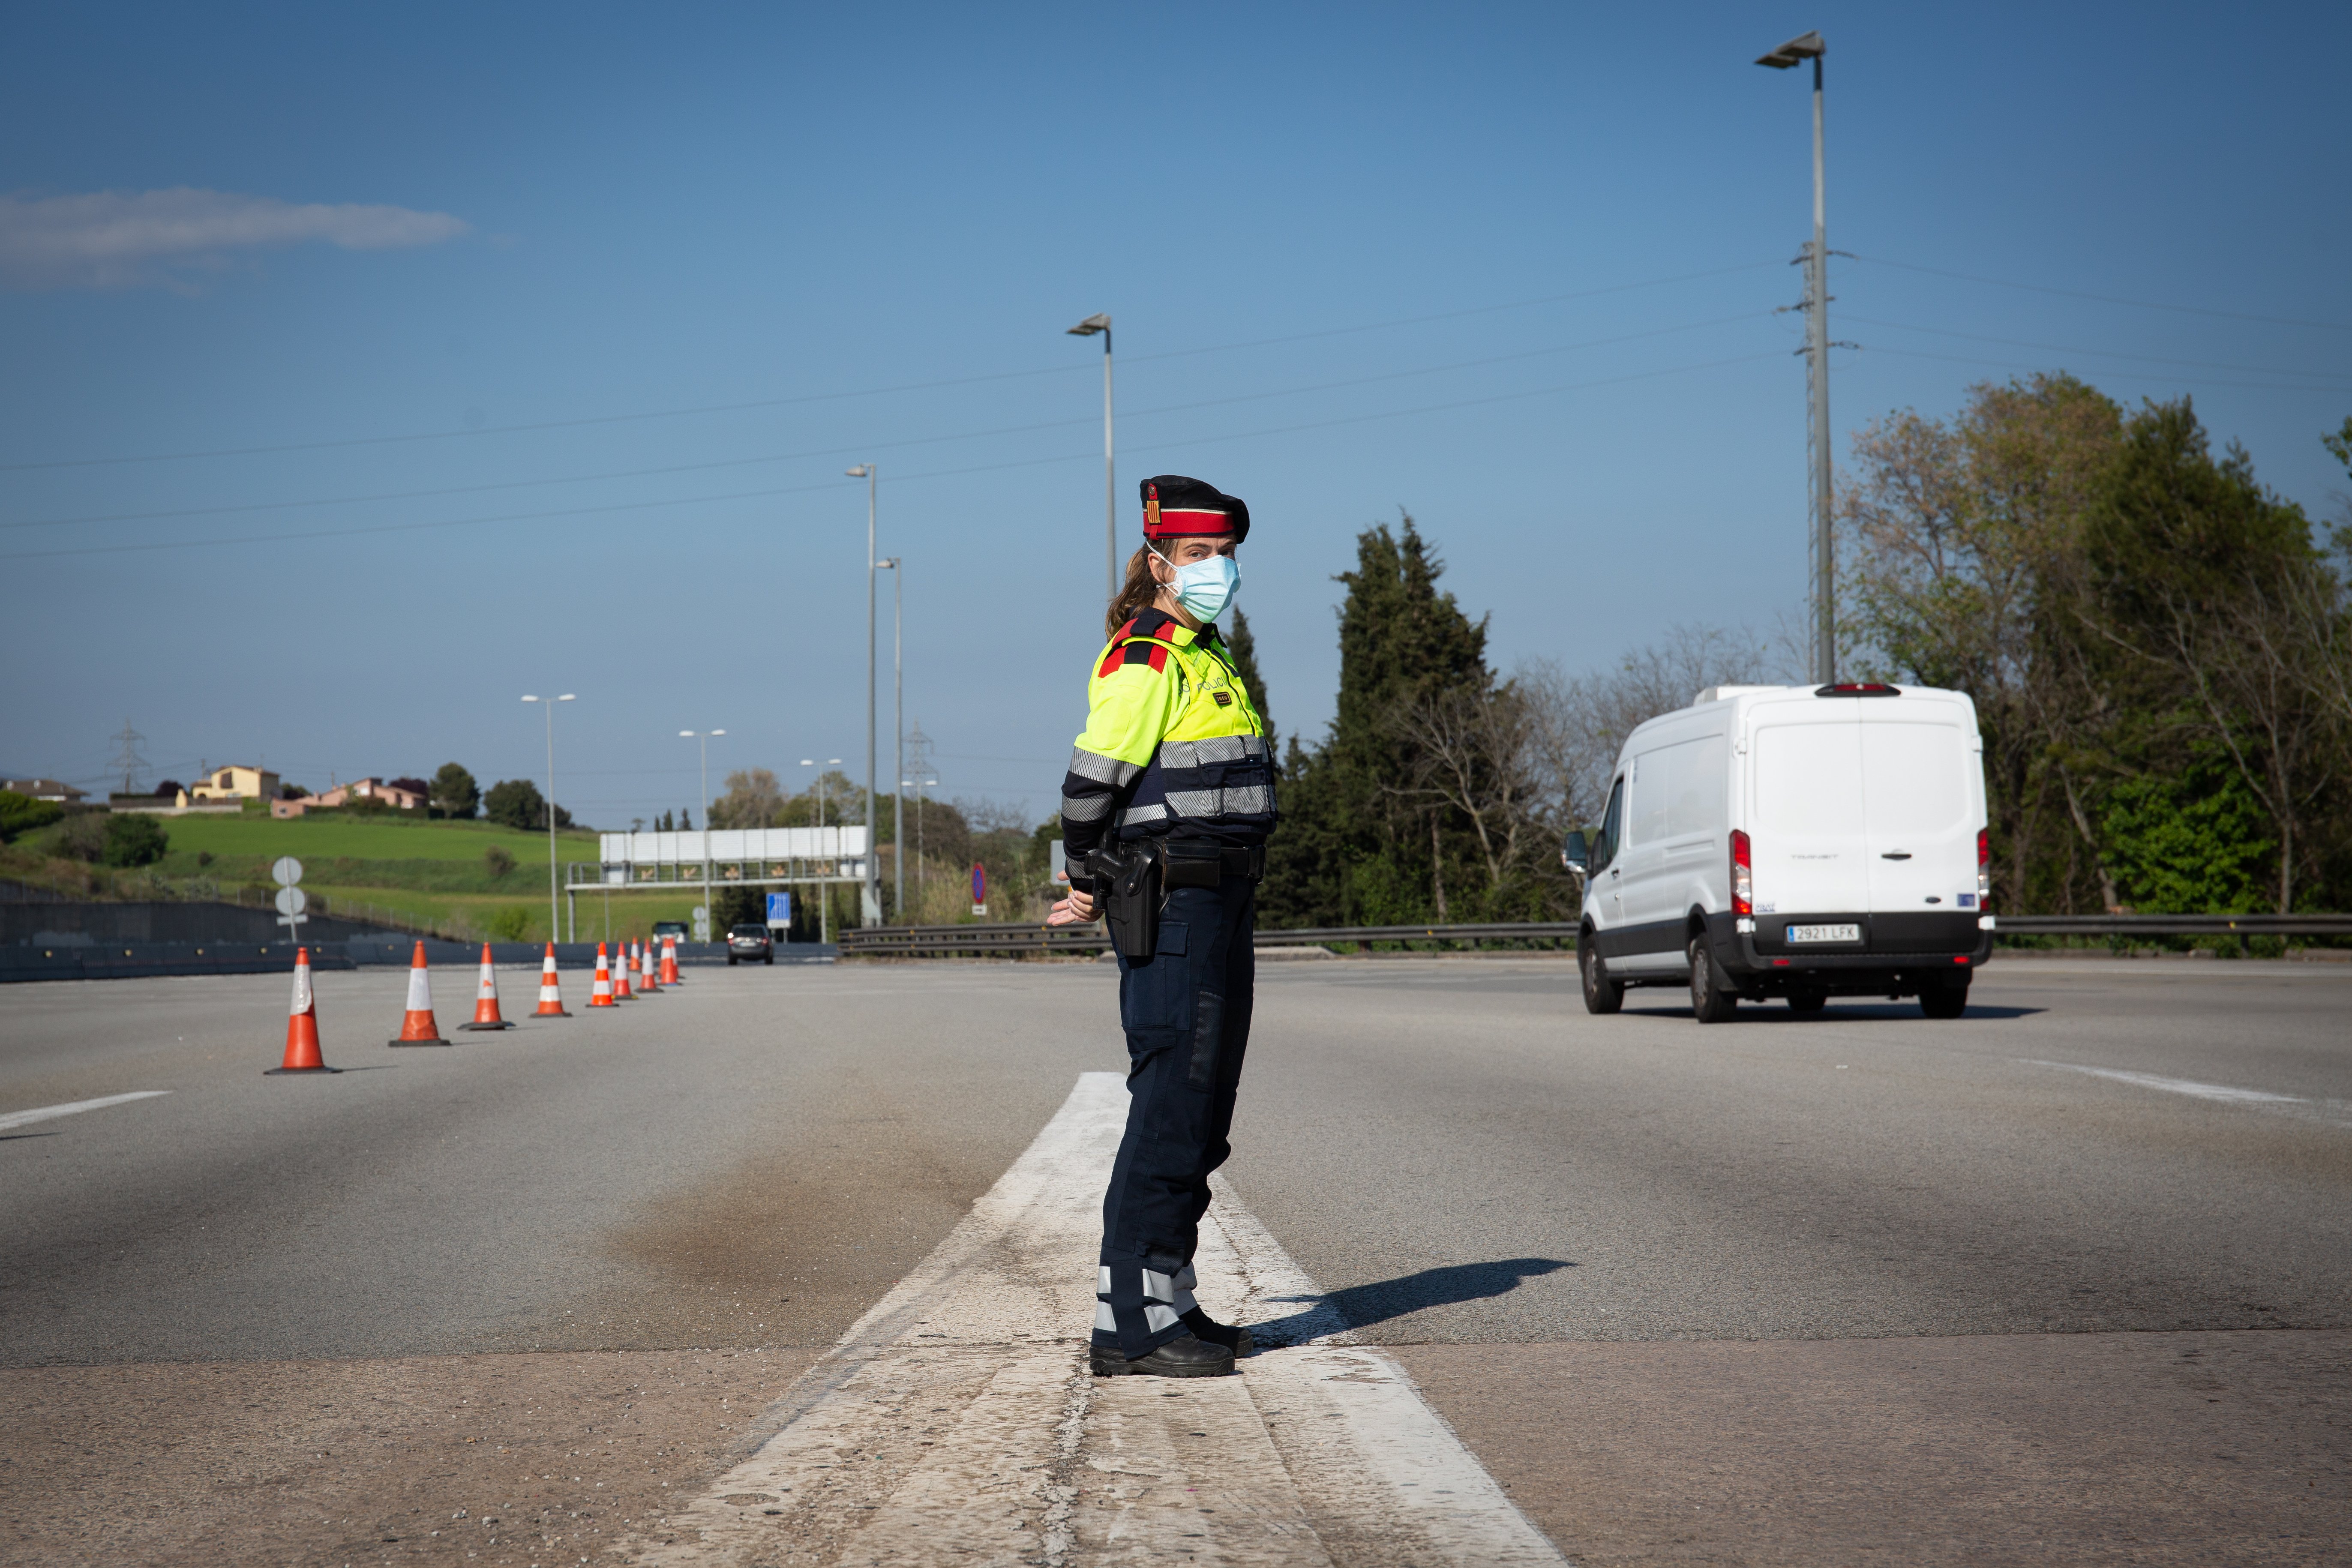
{"left": 1563, "top": 681, "right": 1992, "bottom": 1022}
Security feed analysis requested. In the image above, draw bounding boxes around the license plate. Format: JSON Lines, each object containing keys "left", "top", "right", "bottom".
{"left": 1787, "top": 923, "right": 1861, "bottom": 944}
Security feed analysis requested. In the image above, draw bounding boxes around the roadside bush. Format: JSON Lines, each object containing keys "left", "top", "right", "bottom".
{"left": 711, "top": 884, "right": 765, "bottom": 931}
{"left": 0, "top": 789, "right": 64, "bottom": 842}
{"left": 484, "top": 778, "right": 545, "bottom": 831}
{"left": 486, "top": 905, "right": 532, "bottom": 941}
{"left": 53, "top": 811, "right": 111, "bottom": 862}
{"left": 99, "top": 814, "right": 169, "bottom": 868}
{"left": 484, "top": 844, "right": 516, "bottom": 880}
{"left": 431, "top": 762, "right": 480, "bottom": 820}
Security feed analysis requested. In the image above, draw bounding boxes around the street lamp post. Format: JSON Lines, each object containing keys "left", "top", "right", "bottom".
{"left": 520, "top": 693, "right": 574, "bottom": 941}
{"left": 1756, "top": 30, "right": 1835, "bottom": 684}
{"left": 800, "top": 757, "right": 842, "bottom": 943}
{"left": 903, "top": 770, "right": 939, "bottom": 909}
{"left": 1067, "top": 313, "right": 1114, "bottom": 599}
{"left": 876, "top": 556, "right": 904, "bottom": 921}
{"left": 846, "top": 463, "right": 882, "bottom": 927}
{"left": 680, "top": 729, "right": 725, "bottom": 941}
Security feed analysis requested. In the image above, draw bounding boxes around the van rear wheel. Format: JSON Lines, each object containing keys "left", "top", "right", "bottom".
{"left": 1689, "top": 940, "right": 1738, "bottom": 1024}
{"left": 1579, "top": 937, "right": 1623, "bottom": 1015}
{"left": 1919, "top": 981, "right": 1968, "bottom": 1019}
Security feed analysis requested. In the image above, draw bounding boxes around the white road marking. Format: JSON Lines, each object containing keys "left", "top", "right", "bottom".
{"left": 0, "top": 1090, "right": 173, "bottom": 1135}
{"left": 2026, "top": 1060, "right": 2352, "bottom": 1129}
{"left": 629, "top": 1071, "right": 1567, "bottom": 1566}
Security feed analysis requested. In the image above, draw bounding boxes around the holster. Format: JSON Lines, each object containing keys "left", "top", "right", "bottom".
{"left": 1086, "top": 840, "right": 1162, "bottom": 961}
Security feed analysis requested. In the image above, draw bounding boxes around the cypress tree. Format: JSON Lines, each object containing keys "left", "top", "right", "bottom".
{"left": 1261, "top": 515, "right": 1491, "bottom": 926}
{"left": 1223, "top": 606, "right": 1277, "bottom": 762}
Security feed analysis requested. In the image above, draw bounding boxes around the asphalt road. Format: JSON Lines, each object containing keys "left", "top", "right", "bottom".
{"left": 2, "top": 953, "right": 2346, "bottom": 1564}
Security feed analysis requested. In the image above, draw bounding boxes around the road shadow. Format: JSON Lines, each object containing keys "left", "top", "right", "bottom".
{"left": 1247, "top": 1256, "right": 1572, "bottom": 1347}
{"left": 0, "top": 1131, "right": 63, "bottom": 1143}
{"left": 1623, "top": 1003, "right": 2046, "bottom": 1022}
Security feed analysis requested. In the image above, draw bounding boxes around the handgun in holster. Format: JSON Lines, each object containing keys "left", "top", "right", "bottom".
{"left": 1086, "top": 839, "right": 1162, "bottom": 962}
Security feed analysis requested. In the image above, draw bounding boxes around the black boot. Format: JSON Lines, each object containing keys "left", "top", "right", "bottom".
{"left": 1180, "top": 1307, "right": 1254, "bottom": 1357}
{"left": 1089, "top": 1332, "right": 1235, "bottom": 1378}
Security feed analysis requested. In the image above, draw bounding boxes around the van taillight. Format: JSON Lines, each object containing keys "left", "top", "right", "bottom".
{"left": 1977, "top": 828, "right": 1990, "bottom": 904}
{"left": 1731, "top": 828, "right": 1752, "bottom": 917}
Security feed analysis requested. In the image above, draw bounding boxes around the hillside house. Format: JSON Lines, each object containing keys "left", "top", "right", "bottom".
{"left": 2, "top": 778, "right": 88, "bottom": 803}
{"left": 190, "top": 765, "right": 280, "bottom": 802}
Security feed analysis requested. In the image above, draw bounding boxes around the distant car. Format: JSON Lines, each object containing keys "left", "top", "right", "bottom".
{"left": 652, "top": 920, "right": 690, "bottom": 949}
{"left": 727, "top": 924, "right": 773, "bottom": 965}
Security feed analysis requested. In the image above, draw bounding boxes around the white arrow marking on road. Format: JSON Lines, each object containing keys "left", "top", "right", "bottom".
{"left": 629, "top": 1070, "right": 1566, "bottom": 1566}
{"left": 0, "top": 1090, "right": 174, "bottom": 1135}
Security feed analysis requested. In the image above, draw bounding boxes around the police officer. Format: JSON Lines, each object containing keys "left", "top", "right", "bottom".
{"left": 1051, "top": 475, "right": 1276, "bottom": 1378}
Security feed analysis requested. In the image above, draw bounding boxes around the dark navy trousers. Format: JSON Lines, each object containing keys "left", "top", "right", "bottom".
{"left": 1093, "top": 875, "right": 1256, "bottom": 1359}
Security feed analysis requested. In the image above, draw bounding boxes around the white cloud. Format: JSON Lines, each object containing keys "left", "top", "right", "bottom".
{"left": 0, "top": 186, "right": 471, "bottom": 290}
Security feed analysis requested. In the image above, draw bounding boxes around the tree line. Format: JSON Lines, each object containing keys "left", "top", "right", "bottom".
{"left": 1252, "top": 385, "right": 2352, "bottom": 926}
{"left": 1840, "top": 381, "right": 2351, "bottom": 916}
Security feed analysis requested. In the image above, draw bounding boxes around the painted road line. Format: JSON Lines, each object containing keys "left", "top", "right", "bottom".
{"left": 2026, "top": 1060, "right": 2352, "bottom": 1127}
{"left": 0, "top": 1090, "right": 172, "bottom": 1135}
{"left": 627, "top": 1071, "right": 1567, "bottom": 1566}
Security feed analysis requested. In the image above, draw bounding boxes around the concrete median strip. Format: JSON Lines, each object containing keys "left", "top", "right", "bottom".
{"left": 0, "top": 1089, "right": 171, "bottom": 1135}
{"left": 625, "top": 1071, "right": 1565, "bottom": 1567}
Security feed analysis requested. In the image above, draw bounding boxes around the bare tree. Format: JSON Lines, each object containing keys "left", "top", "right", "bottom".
{"left": 1519, "top": 622, "right": 1777, "bottom": 830}
{"left": 1385, "top": 681, "right": 1544, "bottom": 908}
{"left": 2139, "top": 561, "right": 2343, "bottom": 912}
{"left": 708, "top": 768, "right": 786, "bottom": 828}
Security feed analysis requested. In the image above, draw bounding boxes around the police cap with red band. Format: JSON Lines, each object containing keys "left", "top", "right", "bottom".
{"left": 1141, "top": 474, "right": 1249, "bottom": 544}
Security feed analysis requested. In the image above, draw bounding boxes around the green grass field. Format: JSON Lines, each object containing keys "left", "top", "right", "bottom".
{"left": 152, "top": 813, "right": 601, "bottom": 866}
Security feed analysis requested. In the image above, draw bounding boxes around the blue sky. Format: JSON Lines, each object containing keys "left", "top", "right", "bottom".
{"left": 6, "top": 2, "right": 2348, "bottom": 824}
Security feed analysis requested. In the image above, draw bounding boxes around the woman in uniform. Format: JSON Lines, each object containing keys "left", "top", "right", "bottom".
{"left": 1050, "top": 475, "right": 1278, "bottom": 1378}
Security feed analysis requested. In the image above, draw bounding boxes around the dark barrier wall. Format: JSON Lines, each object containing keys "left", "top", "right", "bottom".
{"left": 2, "top": 900, "right": 399, "bottom": 947}
{"left": 2, "top": 938, "right": 829, "bottom": 983}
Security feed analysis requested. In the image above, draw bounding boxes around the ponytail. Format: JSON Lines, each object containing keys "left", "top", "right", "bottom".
{"left": 1105, "top": 545, "right": 1163, "bottom": 639}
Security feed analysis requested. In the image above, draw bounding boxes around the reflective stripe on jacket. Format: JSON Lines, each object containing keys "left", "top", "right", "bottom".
{"left": 1060, "top": 608, "right": 1275, "bottom": 874}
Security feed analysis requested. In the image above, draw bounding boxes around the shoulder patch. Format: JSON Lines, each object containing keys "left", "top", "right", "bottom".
{"left": 1097, "top": 646, "right": 1124, "bottom": 678}
{"left": 1120, "top": 642, "right": 1170, "bottom": 674}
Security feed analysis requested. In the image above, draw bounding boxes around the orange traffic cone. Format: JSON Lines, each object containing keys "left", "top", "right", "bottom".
{"left": 637, "top": 937, "right": 660, "bottom": 993}
{"left": 534, "top": 943, "right": 570, "bottom": 1016}
{"left": 659, "top": 934, "right": 681, "bottom": 985}
{"left": 388, "top": 940, "right": 453, "bottom": 1046}
{"left": 265, "top": 947, "right": 336, "bottom": 1074}
{"left": 613, "top": 939, "right": 635, "bottom": 1000}
{"left": 460, "top": 942, "right": 515, "bottom": 1030}
{"left": 589, "top": 942, "right": 615, "bottom": 1007}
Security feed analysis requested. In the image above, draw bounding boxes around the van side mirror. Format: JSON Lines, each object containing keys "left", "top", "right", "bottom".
{"left": 1561, "top": 830, "right": 1590, "bottom": 875}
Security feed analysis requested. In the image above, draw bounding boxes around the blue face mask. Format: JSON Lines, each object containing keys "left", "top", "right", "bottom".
{"left": 1153, "top": 546, "right": 1239, "bottom": 624}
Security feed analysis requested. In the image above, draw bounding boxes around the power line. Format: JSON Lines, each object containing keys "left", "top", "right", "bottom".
{"left": 1122, "top": 261, "right": 1786, "bottom": 363}
{"left": 6, "top": 311, "right": 1773, "bottom": 534}
{"left": 5, "top": 348, "right": 1788, "bottom": 564}
{"left": 1849, "top": 255, "right": 2352, "bottom": 333}
{"left": 1853, "top": 344, "right": 2352, "bottom": 395}
{"left": 0, "top": 260, "right": 1784, "bottom": 474}
{"left": 1839, "top": 315, "right": 2352, "bottom": 384}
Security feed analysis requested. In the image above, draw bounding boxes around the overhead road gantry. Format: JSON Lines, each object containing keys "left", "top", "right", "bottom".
{"left": 566, "top": 827, "right": 871, "bottom": 944}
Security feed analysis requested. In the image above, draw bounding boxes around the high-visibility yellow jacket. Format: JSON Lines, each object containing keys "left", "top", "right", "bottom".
{"left": 1060, "top": 607, "right": 1275, "bottom": 882}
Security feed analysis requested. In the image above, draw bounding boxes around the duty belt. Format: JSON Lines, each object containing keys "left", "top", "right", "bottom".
{"left": 1163, "top": 842, "right": 1265, "bottom": 885}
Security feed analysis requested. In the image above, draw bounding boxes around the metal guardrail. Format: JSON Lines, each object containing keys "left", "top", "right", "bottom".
{"left": 838, "top": 920, "right": 1580, "bottom": 958}
{"left": 838, "top": 912, "right": 2350, "bottom": 959}
{"left": 1997, "top": 913, "right": 2352, "bottom": 937}
{"left": 838, "top": 922, "right": 1116, "bottom": 957}
{"left": 1253, "top": 921, "right": 1580, "bottom": 946}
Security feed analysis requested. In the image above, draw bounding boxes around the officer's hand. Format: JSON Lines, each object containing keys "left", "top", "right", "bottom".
{"left": 1049, "top": 889, "right": 1098, "bottom": 924}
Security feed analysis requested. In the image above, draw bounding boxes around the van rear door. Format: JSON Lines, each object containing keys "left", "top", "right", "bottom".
{"left": 1746, "top": 698, "right": 1870, "bottom": 917}
{"left": 1858, "top": 698, "right": 1980, "bottom": 913}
